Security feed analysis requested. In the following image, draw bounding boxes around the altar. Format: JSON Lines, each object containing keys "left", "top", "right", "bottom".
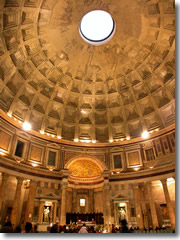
{"left": 76, "top": 220, "right": 96, "bottom": 227}
{"left": 37, "top": 224, "right": 50, "bottom": 232}
{"left": 66, "top": 212, "right": 104, "bottom": 224}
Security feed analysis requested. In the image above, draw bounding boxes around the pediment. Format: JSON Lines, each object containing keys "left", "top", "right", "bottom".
{"left": 43, "top": 192, "right": 58, "bottom": 199}
{"left": 113, "top": 194, "right": 127, "bottom": 200}
{"left": 19, "top": 132, "right": 30, "bottom": 139}
{"left": 47, "top": 143, "right": 60, "bottom": 149}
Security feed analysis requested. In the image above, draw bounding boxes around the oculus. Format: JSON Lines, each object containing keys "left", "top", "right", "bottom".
{"left": 79, "top": 10, "right": 115, "bottom": 45}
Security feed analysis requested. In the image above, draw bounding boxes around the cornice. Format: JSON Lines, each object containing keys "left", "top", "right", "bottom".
{"left": 0, "top": 111, "right": 175, "bottom": 148}
{"left": 0, "top": 155, "right": 175, "bottom": 183}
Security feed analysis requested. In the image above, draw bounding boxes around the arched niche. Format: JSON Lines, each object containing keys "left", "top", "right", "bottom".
{"left": 65, "top": 156, "right": 106, "bottom": 185}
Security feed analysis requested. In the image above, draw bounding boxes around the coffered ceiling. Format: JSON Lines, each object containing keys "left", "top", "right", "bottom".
{"left": 0, "top": 0, "right": 175, "bottom": 143}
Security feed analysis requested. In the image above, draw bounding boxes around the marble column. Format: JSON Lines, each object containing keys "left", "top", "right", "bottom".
{"left": 59, "top": 180, "right": 68, "bottom": 225}
{"left": 146, "top": 182, "right": 159, "bottom": 229}
{"left": 0, "top": 173, "right": 9, "bottom": 211}
{"left": 103, "top": 179, "right": 111, "bottom": 232}
{"left": 126, "top": 202, "right": 131, "bottom": 225}
{"left": 24, "top": 180, "right": 37, "bottom": 224}
{"left": 140, "top": 185, "right": 149, "bottom": 229}
{"left": 133, "top": 185, "right": 144, "bottom": 229}
{"left": 59, "top": 169, "right": 70, "bottom": 225}
{"left": 89, "top": 189, "right": 94, "bottom": 213}
{"left": 53, "top": 202, "right": 57, "bottom": 224}
{"left": 38, "top": 201, "right": 44, "bottom": 224}
{"left": 72, "top": 188, "right": 77, "bottom": 212}
{"left": 10, "top": 177, "right": 24, "bottom": 228}
{"left": 114, "top": 203, "right": 117, "bottom": 225}
{"left": 0, "top": 173, "right": 9, "bottom": 225}
{"left": 161, "top": 179, "right": 175, "bottom": 229}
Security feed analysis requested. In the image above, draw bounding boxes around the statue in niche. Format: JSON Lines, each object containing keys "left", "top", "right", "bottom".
{"left": 43, "top": 206, "right": 50, "bottom": 223}
{"left": 118, "top": 206, "right": 127, "bottom": 223}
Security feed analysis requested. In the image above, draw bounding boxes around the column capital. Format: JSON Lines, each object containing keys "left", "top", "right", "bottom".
{"left": 103, "top": 181, "right": 110, "bottom": 190}
{"left": 146, "top": 181, "right": 153, "bottom": 187}
{"left": 30, "top": 180, "right": 38, "bottom": 187}
{"left": 16, "top": 177, "right": 24, "bottom": 184}
{"left": 102, "top": 170, "right": 110, "bottom": 179}
{"left": 132, "top": 183, "right": 140, "bottom": 190}
{"left": 61, "top": 169, "right": 71, "bottom": 178}
{"left": 61, "top": 181, "right": 68, "bottom": 189}
{"left": 1, "top": 172, "right": 9, "bottom": 179}
{"left": 160, "top": 179, "right": 167, "bottom": 185}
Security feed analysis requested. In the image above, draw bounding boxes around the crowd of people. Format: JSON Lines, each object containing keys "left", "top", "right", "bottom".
{"left": 0, "top": 219, "right": 175, "bottom": 233}
{"left": 0, "top": 221, "right": 38, "bottom": 233}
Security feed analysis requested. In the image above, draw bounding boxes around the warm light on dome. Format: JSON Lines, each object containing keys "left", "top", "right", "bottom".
{"left": 167, "top": 177, "right": 175, "bottom": 184}
{"left": 81, "top": 109, "right": 87, "bottom": 114}
{"left": 80, "top": 139, "right": 91, "bottom": 143}
{"left": 80, "top": 10, "right": 115, "bottom": 45}
{"left": 0, "top": 148, "right": 8, "bottom": 155}
{"left": 32, "top": 163, "right": 38, "bottom": 167}
{"left": 23, "top": 122, "right": 31, "bottom": 131}
{"left": 142, "top": 131, "right": 149, "bottom": 139}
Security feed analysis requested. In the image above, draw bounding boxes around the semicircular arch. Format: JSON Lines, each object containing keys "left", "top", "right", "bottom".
{"left": 64, "top": 155, "right": 106, "bottom": 172}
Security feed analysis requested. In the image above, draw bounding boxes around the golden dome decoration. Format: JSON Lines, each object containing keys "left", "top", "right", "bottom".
{"left": 68, "top": 159, "right": 101, "bottom": 178}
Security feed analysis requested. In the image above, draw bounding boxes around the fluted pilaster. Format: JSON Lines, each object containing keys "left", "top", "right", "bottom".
{"left": 146, "top": 182, "right": 159, "bottom": 229}
{"left": 10, "top": 177, "right": 24, "bottom": 228}
{"left": 24, "top": 180, "right": 37, "bottom": 224}
{"left": 161, "top": 179, "right": 175, "bottom": 229}
{"left": 0, "top": 173, "right": 9, "bottom": 225}
{"left": 133, "top": 185, "right": 144, "bottom": 229}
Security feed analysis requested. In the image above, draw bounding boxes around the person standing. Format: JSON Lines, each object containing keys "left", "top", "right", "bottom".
{"left": 120, "top": 219, "right": 131, "bottom": 233}
{"left": 79, "top": 223, "right": 88, "bottom": 233}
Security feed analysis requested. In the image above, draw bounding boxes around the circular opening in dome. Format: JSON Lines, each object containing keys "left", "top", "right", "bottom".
{"left": 79, "top": 10, "right": 115, "bottom": 45}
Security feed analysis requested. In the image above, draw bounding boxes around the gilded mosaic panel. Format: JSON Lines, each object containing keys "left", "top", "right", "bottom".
{"left": 68, "top": 159, "right": 101, "bottom": 178}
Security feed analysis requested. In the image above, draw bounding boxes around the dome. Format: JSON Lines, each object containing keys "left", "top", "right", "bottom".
{"left": 0, "top": 0, "right": 175, "bottom": 144}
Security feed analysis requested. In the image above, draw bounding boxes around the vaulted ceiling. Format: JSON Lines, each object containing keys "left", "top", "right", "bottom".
{"left": 0, "top": 0, "right": 175, "bottom": 143}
